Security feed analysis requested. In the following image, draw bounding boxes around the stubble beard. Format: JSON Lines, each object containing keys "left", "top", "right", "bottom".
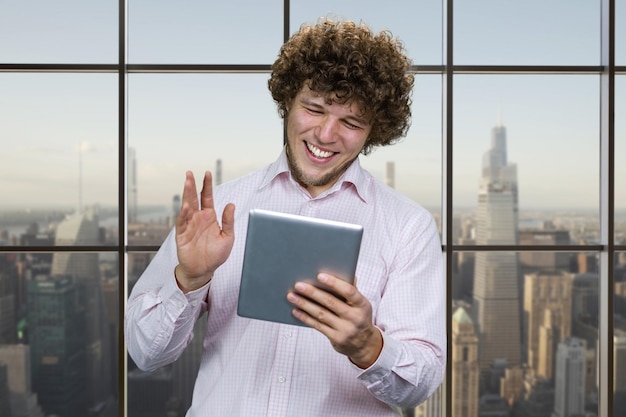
{"left": 285, "top": 142, "right": 356, "bottom": 189}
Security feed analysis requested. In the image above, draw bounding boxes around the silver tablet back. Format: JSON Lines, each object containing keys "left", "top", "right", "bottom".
{"left": 237, "top": 209, "right": 363, "bottom": 326}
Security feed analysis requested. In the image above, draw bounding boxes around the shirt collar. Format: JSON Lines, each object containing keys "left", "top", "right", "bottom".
{"left": 261, "top": 147, "right": 370, "bottom": 203}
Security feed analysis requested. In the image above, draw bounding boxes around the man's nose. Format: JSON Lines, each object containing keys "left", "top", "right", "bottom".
{"left": 317, "top": 117, "right": 339, "bottom": 143}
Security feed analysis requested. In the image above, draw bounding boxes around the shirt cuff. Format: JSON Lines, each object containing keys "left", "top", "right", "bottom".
{"left": 356, "top": 330, "right": 402, "bottom": 390}
{"left": 158, "top": 269, "right": 210, "bottom": 317}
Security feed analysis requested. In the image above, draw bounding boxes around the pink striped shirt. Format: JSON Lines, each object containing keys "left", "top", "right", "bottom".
{"left": 125, "top": 149, "right": 445, "bottom": 417}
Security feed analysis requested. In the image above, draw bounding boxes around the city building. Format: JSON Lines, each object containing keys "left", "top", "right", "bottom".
{"left": 50, "top": 209, "right": 112, "bottom": 410}
{"left": 452, "top": 307, "right": 480, "bottom": 417}
{"left": 523, "top": 271, "right": 574, "bottom": 379}
{"left": 128, "top": 366, "right": 179, "bottom": 417}
{"left": 454, "top": 219, "right": 476, "bottom": 302}
{"left": 472, "top": 122, "right": 522, "bottom": 382}
{"left": 0, "top": 364, "right": 10, "bottom": 417}
{"left": 27, "top": 276, "right": 87, "bottom": 417}
{"left": 128, "top": 147, "right": 139, "bottom": 224}
{"left": 553, "top": 338, "right": 586, "bottom": 417}
{"left": 215, "top": 158, "right": 223, "bottom": 186}
{"left": 0, "top": 254, "right": 18, "bottom": 344}
{"left": 385, "top": 161, "right": 395, "bottom": 189}
{"left": 512, "top": 374, "right": 554, "bottom": 417}
{"left": 0, "top": 344, "right": 45, "bottom": 417}
{"left": 478, "top": 394, "right": 509, "bottom": 417}
{"left": 0, "top": 3, "right": 622, "bottom": 416}
{"left": 518, "top": 228, "right": 571, "bottom": 276}
{"left": 615, "top": 330, "right": 626, "bottom": 416}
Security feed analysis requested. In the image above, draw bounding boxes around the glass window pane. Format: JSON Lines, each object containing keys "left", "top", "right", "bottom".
{"left": 453, "top": 75, "right": 599, "bottom": 242}
{"left": 128, "top": 0, "right": 283, "bottom": 64}
{"left": 128, "top": 73, "right": 282, "bottom": 213}
{"left": 616, "top": 252, "right": 626, "bottom": 417}
{"left": 0, "top": 251, "right": 118, "bottom": 416}
{"left": 452, "top": 251, "right": 599, "bottom": 417}
{"left": 127, "top": 250, "right": 203, "bottom": 416}
{"left": 127, "top": 73, "right": 441, "bottom": 235}
{"left": 454, "top": 0, "right": 600, "bottom": 65}
{"left": 360, "top": 74, "right": 442, "bottom": 231}
{"left": 290, "top": 0, "right": 442, "bottom": 65}
{"left": 0, "top": 74, "right": 119, "bottom": 247}
{"left": 0, "top": 0, "right": 118, "bottom": 64}
{"left": 617, "top": 1, "right": 626, "bottom": 65}
{"left": 617, "top": 76, "right": 626, "bottom": 245}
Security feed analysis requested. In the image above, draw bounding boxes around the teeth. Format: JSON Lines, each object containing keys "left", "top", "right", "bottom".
{"left": 306, "top": 142, "right": 334, "bottom": 158}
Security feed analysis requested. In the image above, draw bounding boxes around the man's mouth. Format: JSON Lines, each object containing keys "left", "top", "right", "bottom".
{"left": 306, "top": 142, "right": 335, "bottom": 159}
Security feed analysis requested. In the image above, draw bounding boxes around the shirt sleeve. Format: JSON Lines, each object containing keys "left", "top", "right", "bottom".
{"left": 124, "top": 228, "right": 209, "bottom": 372}
{"left": 356, "top": 212, "right": 446, "bottom": 408}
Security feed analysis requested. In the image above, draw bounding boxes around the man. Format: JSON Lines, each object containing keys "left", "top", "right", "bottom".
{"left": 125, "top": 19, "right": 445, "bottom": 417}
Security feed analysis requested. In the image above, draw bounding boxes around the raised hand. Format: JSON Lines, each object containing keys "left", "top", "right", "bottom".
{"left": 174, "top": 171, "right": 235, "bottom": 293}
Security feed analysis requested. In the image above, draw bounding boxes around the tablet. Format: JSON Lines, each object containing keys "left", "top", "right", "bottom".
{"left": 237, "top": 209, "right": 363, "bottom": 326}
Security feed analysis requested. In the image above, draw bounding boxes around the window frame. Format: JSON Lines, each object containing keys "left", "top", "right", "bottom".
{"left": 0, "top": 1, "right": 623, "bottom": 416}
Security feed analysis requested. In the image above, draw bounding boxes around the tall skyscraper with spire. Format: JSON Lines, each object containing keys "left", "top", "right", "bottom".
{"left": 472, "top": 121, "right": 522, "bottom": 382}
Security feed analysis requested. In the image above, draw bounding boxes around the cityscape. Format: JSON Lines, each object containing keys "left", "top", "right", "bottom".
{"left": 0, "top": 122, "right": 625, "bottom": 417}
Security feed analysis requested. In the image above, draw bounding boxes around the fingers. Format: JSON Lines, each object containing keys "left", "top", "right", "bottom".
{"left": 316, "top": 273, "right": 360, "bottom": 305}
{"left": 221, "top": 203, "right": 236, "bottom": 238}
{"left": 182, "top": 171, "right": 199, "bottom": 209}
{"left": 176, "top": 171, "right": 199, "bottom": 230}
{"left": 200, "top": 171, "right": 214, "bottom": 210}
{"left": 287, "top": 286, "right": 340, "bottom": 331}
{"left": 288, "top": 276, "right": 352, "bottom": 319}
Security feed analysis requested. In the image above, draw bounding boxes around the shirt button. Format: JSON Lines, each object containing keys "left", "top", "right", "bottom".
{"left": 178, "top": 302, "right": 185, "bottom": 309}
{"left": 278, "top": 376, "right": 286, "bottom": 383}
{"left": 285, "top": 331, "right": 292, "bottom": 339}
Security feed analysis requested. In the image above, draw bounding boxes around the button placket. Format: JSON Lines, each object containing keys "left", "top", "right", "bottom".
{"left": 267, "top": 325, "right": 299, "bottom": 416}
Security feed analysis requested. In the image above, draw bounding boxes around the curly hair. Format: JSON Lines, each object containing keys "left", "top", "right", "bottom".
{"left": 268, "top": 19, "right": 414, "bottom": 155}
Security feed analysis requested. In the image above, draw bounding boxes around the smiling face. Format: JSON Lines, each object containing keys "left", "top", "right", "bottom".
{"left": 285, "top": 86, "right": 372, "bottom": 197}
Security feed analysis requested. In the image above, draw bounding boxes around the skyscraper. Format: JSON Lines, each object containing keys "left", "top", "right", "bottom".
{"left": 472, "top": 123, "right": 522, "bottom": 378}
{"left": 128, "top": 147, "right": 139, "bottom": 223}
{"left": 0, "top": 344, "right": 45, "bottom": 417}
{"left": 170, "top": 194, "right": 181, "bottom": 229}
{"left": 615, "top": 330, "right": 626, "bottom": 416}
{"left": 452, "top": 307, "right": 479, "bottom": 417}
{"left": 523, "top": 271, "right": 573, "bottom": 379}
{"left": 215, "top": 158, "right": 223, "bottom": 186}
{"left": 385, "top": 161, "right": 395, "bottom": 189}
{"left": 50, "top": 209, "right": 112, "bottom": 409}
{"left": 553, "top": 337, "right": 586, "bottom": 417}
{"left": 0, "top": 253, "right": 18, "bottom": 344}
{"left": 28, "top": 276, "right": 87, "bottom": 417}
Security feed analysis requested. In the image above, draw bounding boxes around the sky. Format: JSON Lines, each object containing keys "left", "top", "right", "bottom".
{"left": 0, "top": 0, "right": 625, "bottom": 213}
